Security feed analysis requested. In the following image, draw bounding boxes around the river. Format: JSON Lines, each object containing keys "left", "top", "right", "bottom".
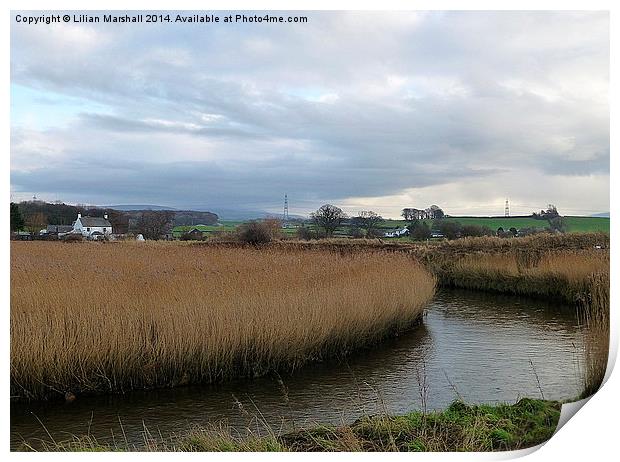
{"left": 11, "top": 289, "right": 587, "bottom": 450}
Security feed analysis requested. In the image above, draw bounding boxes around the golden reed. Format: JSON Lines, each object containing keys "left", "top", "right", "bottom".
{"left": 429, "top": 248, "right": 610, "bottom": 397}
{"left": 11, "top": 242, "right": 436, "bottom": 400}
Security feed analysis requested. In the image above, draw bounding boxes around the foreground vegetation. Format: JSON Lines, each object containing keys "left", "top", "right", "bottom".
{"left": 24, "top": 398, "right": 560, "bottom": 452}
{"left": 10, "top": 242, "right": 435, "bottom": 401}
{"left": 10, "top": 233, "right": 608, "bottom": 452}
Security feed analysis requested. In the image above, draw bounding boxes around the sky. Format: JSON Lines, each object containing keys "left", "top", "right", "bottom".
{"left": 10, "top": 11, "right": 609, "bottom": 218}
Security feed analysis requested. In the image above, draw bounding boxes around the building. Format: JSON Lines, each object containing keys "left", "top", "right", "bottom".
{"left": 46, "top": 225, "right": 74, "bottom": 235}
{"left": 384, "top": 228, "right": 409, "bottom": 238}
{"left": 73, "top": 213, "right": 113, "bottom": 238}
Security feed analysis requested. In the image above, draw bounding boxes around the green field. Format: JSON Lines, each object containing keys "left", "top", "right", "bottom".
{"left": 172, "top": 220, "right": 298, "bottom": 238}
{"left": 380, "top": 216, "right": 609, "bottom": 234}
{"left": 173, "top": 216, "right": 608, "bottom": 239}
{"left": 172, "top": 222, "right": 239, "bottom": 238}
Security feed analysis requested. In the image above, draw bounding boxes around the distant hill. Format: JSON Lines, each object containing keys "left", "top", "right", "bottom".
{"left": 106, "top": 204, "right": 178, "bottom": 211}
{"left": 107, "top": 205, "right": 305, "bottom": 221}
{"left": 590, "top": 212, "right": 610, "bottom": 218}
{"left": 210, "top": 209, "right": 305, "bottom": 221}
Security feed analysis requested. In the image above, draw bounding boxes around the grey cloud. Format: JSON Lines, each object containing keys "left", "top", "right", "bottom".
{"left": 10, "top": 11, "right": 609, "bottom": 215}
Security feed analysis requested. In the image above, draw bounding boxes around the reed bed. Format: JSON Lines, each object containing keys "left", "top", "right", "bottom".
{"left": 580, "top": 270, "right": 610, "bottom": 397}
{"left": 426, "top": 248, "right": 610, "bottom": 398}
{"left": 10, "top": 242, "right": 436, "bottom": 401}
{"left": 429, "top": 249, "right": 609, "bottom": 304}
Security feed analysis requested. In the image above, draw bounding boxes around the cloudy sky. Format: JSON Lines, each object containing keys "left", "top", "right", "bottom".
{"left": 10, "top": 11, "right": 609, "bottom": 218}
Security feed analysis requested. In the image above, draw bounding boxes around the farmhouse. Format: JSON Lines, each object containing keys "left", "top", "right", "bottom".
{"left": 73, "top": 213, "right": 113, "bottom": 238}
{"left": 384, "top": 228, "right": 409, "bottom": 238}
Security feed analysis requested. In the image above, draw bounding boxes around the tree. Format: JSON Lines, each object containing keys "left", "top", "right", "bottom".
{"left": 24, "top": 212, "right": 47, "bottom": 234}
{"left": 10, "top": 203, "right": 25, "bottom": 231}
{"left": 311, "top": 204, "right": 347, "bottom": 238}
{"left": 545, "top": 204, "right": 559, "bottom": 218}
{"left": 533, "top": 204, "right": 560, "bottom": 220}
{"left": 437, "top": 221, "right": 462, "bottom": 240}
{"left": 548, "top": 216, "right": 567, "bottom": 233}
{"left": 401, "top": 208, "right": 423, "bottom": 222}
{"left": 409, "top": 221, "right": 431, "bottom": 240}
{"left": 135, "top": 211, "right": 175, "bottom": 240}
{"left": 353, "top": 211, "right": 384, "bottom": 238}
{"left": 428, "top": 205, "right": 445, "bottom": 219}
{"left": 403, "top": 205, "right": 445, "bottom": 221}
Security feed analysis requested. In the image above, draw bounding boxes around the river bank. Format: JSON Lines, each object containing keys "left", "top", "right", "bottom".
{"left": 21, "top": 398, "right": 561, "bottom": 452}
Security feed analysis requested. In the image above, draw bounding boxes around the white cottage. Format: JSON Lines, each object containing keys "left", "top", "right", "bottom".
{"left": 73, "top": 213, "right": 113, "bottom": 238}
{"left": 383, "top": 227, "right": 409, "bottom": 238}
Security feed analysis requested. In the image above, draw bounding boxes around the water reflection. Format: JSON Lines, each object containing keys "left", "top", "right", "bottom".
{"left": 11, "top": 289, "right": 585, "bottom": 450}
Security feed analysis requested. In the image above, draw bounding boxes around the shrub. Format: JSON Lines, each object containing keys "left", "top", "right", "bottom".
{"left": 409, "top": 221, "right": 431, "bottom": 240}
{"left": 461, "top": 224, "right": 494, "bottom": 238}
{"left": 437, "top": 221, "right": 463, "bottom": 240}
{"left": 296, "top": 226, "right": 313, "bottom": 240}
{"left": 349, "top": 227, "right": 365, "bottom": 239}
{"left": 236, "top": 220, "right": 281, "bottom": 245}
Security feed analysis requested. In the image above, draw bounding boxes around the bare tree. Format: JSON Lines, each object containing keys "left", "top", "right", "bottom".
{"left": 311, "top": 204, "right": 347, "bottom": 238}
{"left": 353, "top": 211, "right": 384, "bottom": 237}
{"left": 25, "top": 212, "right": 47, "bottom": 234}
{"left": 135, "top": 211, "right": 175, "bottom": 240}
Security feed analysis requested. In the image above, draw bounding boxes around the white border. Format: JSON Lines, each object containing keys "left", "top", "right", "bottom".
{"left": 3, "top": 1, "right": 616, "bottom": 461}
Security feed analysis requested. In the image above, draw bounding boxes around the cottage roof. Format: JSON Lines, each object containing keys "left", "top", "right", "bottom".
{"left": 79, "top": 216, "right": 112, "bottom": 227}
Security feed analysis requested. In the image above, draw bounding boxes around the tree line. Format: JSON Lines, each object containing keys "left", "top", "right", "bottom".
{"left": 9, "top": 200, "right": 218, "bottom": 239}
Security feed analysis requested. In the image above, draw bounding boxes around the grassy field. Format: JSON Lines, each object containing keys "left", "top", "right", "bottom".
{"left": 10, "top": 241, "right": 435, "bottom": 401}
{"left": 171, "top": 216, "right": 608, "bottom": 240}
{"left": 172, "top": 221, "right": 242, "bottom": 238}
{"left": 380, "top": 216, "right": 609, "bottom": 233}
{"left": 173, "top": 221, "right": 298, "bottom": 238}
{"left": 26, "top": 398, "right": 560, "bottom": 452}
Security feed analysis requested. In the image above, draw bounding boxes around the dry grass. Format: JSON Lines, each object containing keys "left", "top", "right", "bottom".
{"left": 426, "top": 248, "right": 610, "bottom": 398}
{"left": 430, "top": 249, "right": 609, "bottom": 304}
{"left": 10, "top": 241, "right": 436, "bottom": 400}
{"left": 580, "top": 270, "right": 610, "bottom": 397}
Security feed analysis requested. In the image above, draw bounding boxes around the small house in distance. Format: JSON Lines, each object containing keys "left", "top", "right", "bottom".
{"left": 384, "top": 227, "right": 409, "bottom": 238}
{"left": 73, "top": 213, "right": 113, "bottom": 239}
